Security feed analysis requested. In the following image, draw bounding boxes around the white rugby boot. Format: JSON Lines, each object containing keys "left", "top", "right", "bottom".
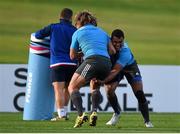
{"left": 106, "top": 113, "right": 120, "bottom": 126}
{"left": 145, "top": 121, "right": 154, "bottom": 128}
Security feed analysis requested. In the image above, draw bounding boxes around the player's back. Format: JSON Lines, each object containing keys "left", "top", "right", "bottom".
{"left": 75, "top": 24, "right": 110, "bottom": 59}
{"left": 50, "top": 20, "right": 77, "bottom": 66}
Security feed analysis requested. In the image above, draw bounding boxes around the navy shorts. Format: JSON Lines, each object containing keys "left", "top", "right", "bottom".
{"left": 76, "top": 55, "right": 112, "bottom": 83}
{"left": 108, "top": 61, "right": 142, "bottom": 84}
{"left": 50, "top": 65, "right": 77, "bottom": 83}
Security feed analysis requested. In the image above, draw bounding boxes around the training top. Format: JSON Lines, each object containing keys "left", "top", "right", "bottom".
{"left": 70, "top": 24, "right": 110, "bottom": 59}
{"left": 116, "top": 42, "right": 135, "bottom": 68}
{"left": 35, "top": 19, "right": 77, "bottom": 68}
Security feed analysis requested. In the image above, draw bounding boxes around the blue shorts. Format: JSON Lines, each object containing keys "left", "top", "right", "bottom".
{"left": 50, "top": 65, "right": 77, "bottom": 83}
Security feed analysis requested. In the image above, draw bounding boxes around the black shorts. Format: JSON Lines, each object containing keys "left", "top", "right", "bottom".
{"left": 50, "top": 65, "right": 77, "bottom": 83}
{"left": 108, "top": 61, "right": 142, "bottom": 84}
{"left": 76, "top": 55, "right": 112, "bottom": 83}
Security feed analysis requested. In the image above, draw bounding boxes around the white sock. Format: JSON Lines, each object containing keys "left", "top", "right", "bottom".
{"left": 64, "top": 106, "right": 68, "bottom": 115}
{"left": 57, "top": 108, "right": 65, "bottom": 117}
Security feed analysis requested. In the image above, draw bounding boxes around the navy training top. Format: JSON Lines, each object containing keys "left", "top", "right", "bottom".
{"left": 35, "top": 19, "right": 77, "bottom": 68}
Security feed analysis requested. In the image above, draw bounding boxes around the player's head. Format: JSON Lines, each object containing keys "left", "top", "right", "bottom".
{"left": 74, "top": 10, "right": 97, "bottom": 28}
{"left": 111, "top": 29, "right": 125, "bottom": 50}
{"left": 60, "top": 8, "right": 73, "bottom": 21}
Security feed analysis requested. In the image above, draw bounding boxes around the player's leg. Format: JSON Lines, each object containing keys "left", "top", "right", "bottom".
{"left": 69, "top": 56, "right": 111, "bottom": 128}
{"left": 68, "top": 72, "right": 88, "bottom": 128}
{"left": 88, "top": 56, "right": 112, "bottom": 127}
{"left": 105, "top": 82, "right": 120, "bottom": 115}
{"left": 105, "top": 81, "right": 121, "bottom": 125}
{"left": 125, "top": 61, "right": 153, "bottom": 127}
{"left": 131, "top": 82, "right": 149, "bottom": 120}
{"left": 63, "top": 66, "right": 77, "bottom": 119}
{"left": 68, "top": 59, "right": 99, "bottom": 128}
{"left": 51, "top": 81, "right": 66, "bottom": 121}
{"left": 53, "top": 82, "right": 65, "bottom": 116}
{"left": 63, "top": 86, "right": 69, "bottom": 119}
{"left": 68, "top": 61, "right": 95, "bottom": 127}
{"left": 89, "top": 79, "right": 102, "bottom": 126}
{"left": 50, "top": 66, "right": 67, "bottom": 121}
{"left": 68, "top": 73, "right": 86, "bottom": 116}
{"left": 90, "top": 79, "right": 102, "bottom": 112}
{"left": 130, "top": 81, "right": 153, "bottom": 127}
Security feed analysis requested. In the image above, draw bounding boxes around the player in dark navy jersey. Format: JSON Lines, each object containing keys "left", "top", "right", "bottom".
{"left": 35, "top": 8, "right": 77, "bottom": 121}
{"left": 96, "top": 29, "right": 153, "bottom": 128}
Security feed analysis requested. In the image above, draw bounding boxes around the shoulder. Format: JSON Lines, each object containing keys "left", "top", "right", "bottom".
{"left": 74, "top": 27, "right": 85, "bottom": 35}
{"left": 72, "top": 30, "right": 79, "bottom": 39}
{"left": 45, "top": 23, "right": 57, "bottom": 29}
{"left": 121, "top": 42, "right": 131, "bottom": 51}
{"left": 118, "top": 43, "right": 132, "bottom": 58}
{"left": 97, "top": 27, "right": 109, "bottom": 37}
{"left": 50, "top": 22, "right": 69, "bottom": 27}
{"left": 78, "top": 25, "right": 88, "bottom": 31}
{"left": 71, "top": 25, "right": 77, "bottom": 31}
{"left": 123, "top": 42, "right": 129, "bottom": 48}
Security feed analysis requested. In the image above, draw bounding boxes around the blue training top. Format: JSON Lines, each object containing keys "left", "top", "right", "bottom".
{"left": 70, "top": 24, "right": 110, "bottom": 59}
{"left": 35, "top": 19, "right": 77, "bottom": 68}
{"left": 116, "top": 42, "right": 135, "bottom": 68}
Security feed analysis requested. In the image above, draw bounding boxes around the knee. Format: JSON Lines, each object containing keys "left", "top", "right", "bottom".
{"left": 68, "top": 79, "right": 82, "bottom": 93}
{"left": 68, "top": 83, "right": 76, "bottom": 94}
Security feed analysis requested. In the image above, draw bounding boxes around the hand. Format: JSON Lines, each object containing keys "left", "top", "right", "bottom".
{"left": 77, "top": 51, "right": 83, "bottom": 58}
{"left": 97, "top": 80, "right": 105, "bottom": 85}
{"left": 90, "top": 78, "right": 98, "bottom": 89}
{"left": 90, "top": 78, "right": 105, "bottom": 89}
{"left": 77, "top": 51, "right": 84, "bottom": 66}
{"left": 90, "top": 78, "right": 104, "bottom": 86}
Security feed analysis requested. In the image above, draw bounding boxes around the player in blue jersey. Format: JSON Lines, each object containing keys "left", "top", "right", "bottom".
{"left": 68, "top": 11, "right": 115, "bottom": 128}
{"left": 96, "top": 29, "right": 153, "bottom": 128}
{"left": 35, "top": 8, "right": 77, "bottom": 121}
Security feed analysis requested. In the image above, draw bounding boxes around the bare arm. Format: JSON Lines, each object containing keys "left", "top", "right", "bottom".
{"left": 104, "top": 63, "right": 123, "bottom": 84}
{"left": 108, "top": 41, "right": 116, "bottom": 55}
{"left": 70, "top": 48, "right": 78, "bottom": 60}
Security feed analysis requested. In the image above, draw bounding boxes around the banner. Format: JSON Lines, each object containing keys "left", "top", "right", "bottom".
{"left": 0, "top": 64, "right": 180, "bottom": 112}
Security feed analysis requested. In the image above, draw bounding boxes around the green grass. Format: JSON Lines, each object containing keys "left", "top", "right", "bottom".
{"left": 0, "top": 112, "right": 180, "bottom": 133}
{"left": 0, "top": 0, "right": 180, "bottom": 64}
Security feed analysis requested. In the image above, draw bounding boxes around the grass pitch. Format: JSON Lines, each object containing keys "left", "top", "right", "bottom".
{"left": 0, "top": 112, "right": 180, "bottom": 133}
{"left": 0, "top": 0, "right": 180, "bottom": 64}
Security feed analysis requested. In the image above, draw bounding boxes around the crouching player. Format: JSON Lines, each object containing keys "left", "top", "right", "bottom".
{"left": 98, "top": 29, "right": 153, "bottom": 128}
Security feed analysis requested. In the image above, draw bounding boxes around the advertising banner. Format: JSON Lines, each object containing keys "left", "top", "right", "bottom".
{"left": 0, "top": 65, "right": 180, "bottom": 112}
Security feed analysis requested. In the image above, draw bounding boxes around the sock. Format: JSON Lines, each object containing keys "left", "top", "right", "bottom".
{"left": 139, "top": 101, "right": 150, "bottom": 122}
{"left": 107, "top": 93, "right": 121, "bottom": 115}
{"left": 91, "top": 90, "right": 102, "bottom": 112}
{"left": 70, "top": 91, "right": 83, "bottom": 116}
{"left": 135, "top": 90, "right": 150, "bottom": 122}
{"left": 64, "top": 106, "right": 68, "bottom": 116}
{"left": 57, "top": 108, "right": 65, "bottom": 117}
